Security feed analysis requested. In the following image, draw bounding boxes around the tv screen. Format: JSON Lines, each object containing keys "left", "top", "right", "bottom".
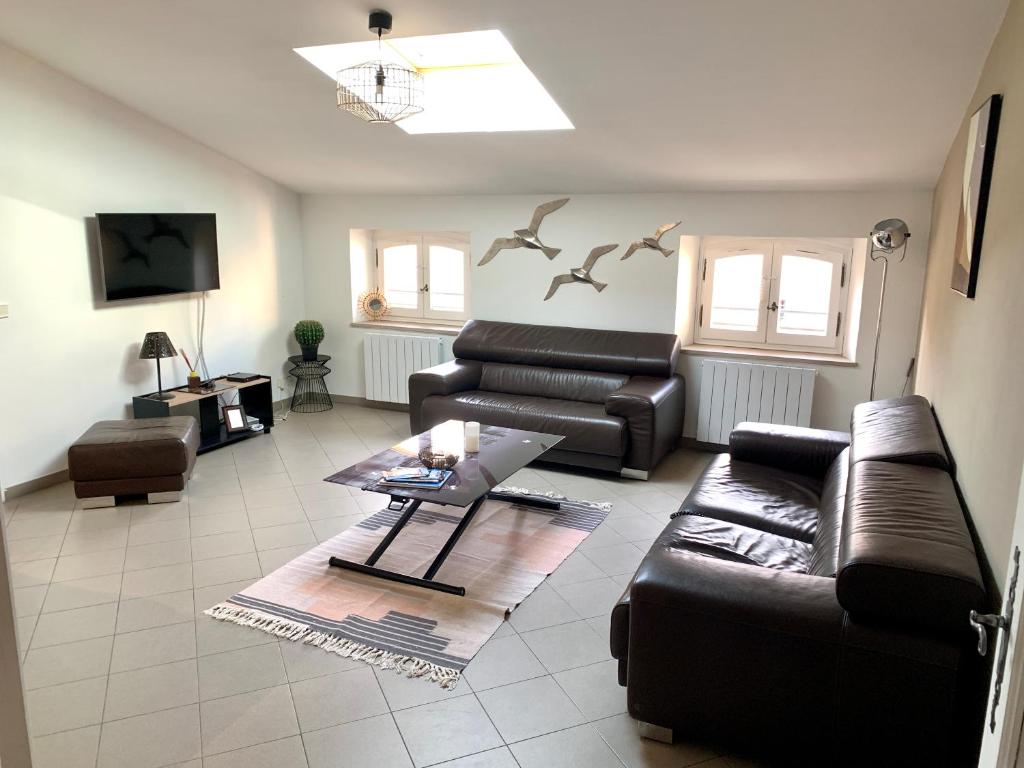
{"left": 97, "top": 213, "right": 220, "bottom": 301}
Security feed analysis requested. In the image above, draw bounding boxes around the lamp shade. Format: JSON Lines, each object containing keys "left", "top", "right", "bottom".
{"left": 139, "top": 332, "right": 177, "bottom": 360}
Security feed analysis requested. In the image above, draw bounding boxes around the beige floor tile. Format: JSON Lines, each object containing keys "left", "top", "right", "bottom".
{"left": 42, "top": 573, "right": 122, "bottom": 613}
{"left": 203, "top": 735, "right": 309, "bottom": 768}
{"left": 22, "top": 636, "right": 113, "bottom": 690}
{"left": 193, "top": 552, "right": 261, "bottom": 587}
{"left": 432, "top": 747, "right": 519, "bottom": 768}
{"left": 128, "top": 517, "right": 190, "bottom": 546}
{"left": 52, "top": 547, "right": 126, "bottom": 582}
{"left": 190, "top": 530, "right": 256, "bottom": 561}
{"left": 124, "top": 539, "right": 192, "bottom": 571}
{"left": 393, "top": 695, "right": 503, "bottom": 767}
{"left": 67, "top": 506, "right": 133, "bottom": 533}
{"left": 120, "top": 561, "right": 193, "bottom": 599}
{"left": 592, "top": 714, "right": 720, "bottom": 768}
{"left": 11, "top": 558, "right": 56, "bottom": 588}
{"left": 507, "top": 582, "right": 580, "bottom": 633}
{"left": 258, "top": 544, "right": 314, "bottom": 575}
{"left": 246, "top": 503, "right": 308, "bottom": 529}
{"left": 554, "top": 660, "right": 628, "bottom": 721}
{"left": 520, "top": 619, "right": 611, "bottom": 674}
{"left": 290, "top": 666, "right": 389, "bottom": 731}
{"left": 477, "top": 675, "right": 584, "bottom": 743}
{"left": 7, "top": 534, "right": 63, "bottom": 563}
{"left": 59, "top": 526, "right": 129, "bottom": 556}
{"left": 373, "top": 665, "right": 474, "bottom": 711}
{"left": 198, "top": 643, "right": 287, "bottom": 700}
{"left": 302, "top": 712, "right": 412, "bottom": 768}
{"left": 6, "top": 510, "right": 71, "bottom": 540}
{"left": 252, "top": 521, "right": 316, "bottom": 551}
{"left": 110, "top": 621, "right": 196, "bottom": 673}
{"left": 511, "top": 723, "right": 625, "bottom": 768}
{"left": 116, "top": 589, "right": 196, "bottom": 633}
{"left": 200, "top": 684, "right": 299, "bottom": 755}
{"left": 26, "top": 676, "right": 108, "bottom": 736}
{"left": 31, "top": 603, "right": 117, "bottom": 648}
{"left": 552, "top": 577, "right": 625, "bottom": 619}
{"left": 279, "top": 638, "right": 364, "bottom": 681}
{"left": 189, "top": 510, "right": 251, "bottom": 537}
{"left": 31, "top": 725, "right": 101, "bottom": 768}
{"left": 188, "top": 493, "right": 246, "bottom": 516}
{"left": 103, "top": 659, "right": 199, "bottom": 720}
{"left": 97, "top": 703, "right": 201, "bottom": 768}
{"left": 463, "top": 634, "right": 547, "bottom": 691}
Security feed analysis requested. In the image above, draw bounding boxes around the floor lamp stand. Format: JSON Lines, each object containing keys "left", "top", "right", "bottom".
{"left": 868, "top": 256, "right": 889, "bottom": 401}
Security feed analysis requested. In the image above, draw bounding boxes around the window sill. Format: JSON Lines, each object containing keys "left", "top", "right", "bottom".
{"left": 681, "top": 343, "right": 857, "bottom": 367}
{"left": 351, "top": 320, "right": 465, "bottom": 337}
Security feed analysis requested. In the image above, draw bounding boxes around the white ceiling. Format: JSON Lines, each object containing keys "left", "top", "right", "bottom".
{"left": 0, "top": 0, "right": 1008, "bottom": 194}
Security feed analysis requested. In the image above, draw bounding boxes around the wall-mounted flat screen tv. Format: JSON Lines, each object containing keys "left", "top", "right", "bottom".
{"left": 97, "top": 213, "right": 220, "bottom": 301}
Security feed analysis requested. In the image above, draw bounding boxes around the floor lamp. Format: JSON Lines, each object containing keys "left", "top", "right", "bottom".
{"left": 868, "top": 219, "right": 911, "bottom": 400}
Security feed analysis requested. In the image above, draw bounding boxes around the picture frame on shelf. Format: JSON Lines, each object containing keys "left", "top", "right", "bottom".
{"left": 222, "top": 404, "right": 248, "bottom": 434}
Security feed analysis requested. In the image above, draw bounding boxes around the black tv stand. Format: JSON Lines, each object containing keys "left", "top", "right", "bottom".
{"left": 132, "top": 375, "right": 274, "bottom": 454}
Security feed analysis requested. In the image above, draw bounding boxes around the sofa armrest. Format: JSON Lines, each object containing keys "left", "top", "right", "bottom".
{"left": 624, "top": 546, "right": 844, "bottom": 743}
{"left": 729, "top": 422, "right": 850, "bottom": 479}
{"left": 605, "top": 375, "right": 685, "bottom": 473}
{"left": 408, "top": 359, "right": 482, "bottom": 433}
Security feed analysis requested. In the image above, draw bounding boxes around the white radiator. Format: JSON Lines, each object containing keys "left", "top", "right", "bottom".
{"left": 364, "top": 333, "right": 443, "bottom": 404}
{"left": 696, "top": 360, "right": 816, "bottom": 445}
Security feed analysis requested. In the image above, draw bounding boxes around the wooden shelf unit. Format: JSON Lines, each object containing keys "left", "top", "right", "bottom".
{"left": 132, "top": 376, "right": 274, "bottom": 454}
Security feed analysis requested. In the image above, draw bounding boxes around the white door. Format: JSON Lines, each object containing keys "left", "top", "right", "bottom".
{"left": 0, "top": 496, "right": 33, "bottom": 768}
{"left": 978, "top": 462, "right": 1024, "bottom": 767}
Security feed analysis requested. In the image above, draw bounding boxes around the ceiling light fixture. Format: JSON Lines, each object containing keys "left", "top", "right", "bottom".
{"left": 336, "top": 9, "right": 423, "bottom": 124}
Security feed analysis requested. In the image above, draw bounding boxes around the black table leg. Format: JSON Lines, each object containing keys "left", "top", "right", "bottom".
{"left": 328, "top": 494, "right": 488, "bottom": 597}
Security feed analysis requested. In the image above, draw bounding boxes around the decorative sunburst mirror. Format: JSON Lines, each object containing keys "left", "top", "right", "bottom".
{"left": 358, "top": 288, "right": 389, "bottom": 320}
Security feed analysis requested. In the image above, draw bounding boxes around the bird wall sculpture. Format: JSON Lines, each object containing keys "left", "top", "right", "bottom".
{"left": 620, "top": 221, "right": 682, "bottom": 260}
{"left": 478, "top": 198, "right": 569, "bottom": 265}
{"left": 544, "top": 244, "right": 618, "bottom": 300}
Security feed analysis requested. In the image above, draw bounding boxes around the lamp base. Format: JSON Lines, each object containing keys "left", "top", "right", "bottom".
{"left": 148, "top": 392, "right": 175, "bottom": 401}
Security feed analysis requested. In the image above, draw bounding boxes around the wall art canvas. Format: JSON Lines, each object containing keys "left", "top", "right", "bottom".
{"left": 951, "top": 93, "right": 1001, "bottom": 298}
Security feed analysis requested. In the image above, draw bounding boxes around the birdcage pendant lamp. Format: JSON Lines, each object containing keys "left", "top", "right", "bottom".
{"left": 336, "top": 10, "right": 423, "bottom": 124}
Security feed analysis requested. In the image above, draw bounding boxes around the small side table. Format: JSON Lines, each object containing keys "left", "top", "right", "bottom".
{"left": 288, "top": 355, "right": 333, "bottom": 413}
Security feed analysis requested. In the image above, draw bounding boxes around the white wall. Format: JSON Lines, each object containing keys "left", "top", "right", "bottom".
{"left": 916, "top": 0, "right": 1024, "bottom": 591}
{"left": 301, "top": 190, "right": 932, "bottom": 433}
{"left": 0, "top": 42, "right": 307, "bottom": 491}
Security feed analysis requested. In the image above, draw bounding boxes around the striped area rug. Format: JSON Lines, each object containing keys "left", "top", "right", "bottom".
{"left": 205, "top": 487, "right": 611, "bottom": 688}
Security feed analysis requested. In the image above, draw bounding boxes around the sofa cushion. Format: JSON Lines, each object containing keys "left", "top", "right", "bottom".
{"left": 675, "top": 454, "right": 821, "bottom": 542}
{"left": 452, "top": 319, "right": 680, "bottom": 378}
{"left": 807, "top": 448, "right": 849, "bottom": 577}
{"left": 836, "top": 460, "right": 985, "bottom": 632}
{"left": 658, "top": 514, "right": 812, "bottom": 573}
{"left": 68, "top": 417, "right": 199, "bottom": 481}
{"left": 479, "top": 362, "right": 628, "bottom": 404}
{"left": 419, "top": 391, "right": 627, "bottom": 457}
{"left": 850, "top": 395, "right": 950, "bottom": 470}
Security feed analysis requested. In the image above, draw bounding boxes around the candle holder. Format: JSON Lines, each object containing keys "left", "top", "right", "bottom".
{"left": 418, "top": 450, "right": 460, "bottom": 470}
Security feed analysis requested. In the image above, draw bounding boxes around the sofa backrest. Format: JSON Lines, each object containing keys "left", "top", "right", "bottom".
{"left": 849, "top": 395, "right": 950, "bottom": 471}
{"left": 807, "top": 448, "right": 849, "bottom": 577}
{"left": 836, "top": 460, "right": 984, "bottom": 633}
{"left": 452, "top": 319, "right": 680, "bottom": 379}
{"left": 479, "top": 363, "right": 628, "bottom": 404}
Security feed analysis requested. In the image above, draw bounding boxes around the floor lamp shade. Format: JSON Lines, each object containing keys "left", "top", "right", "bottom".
{"left": 139, "top": 332, "right": 177, "bottom": 400}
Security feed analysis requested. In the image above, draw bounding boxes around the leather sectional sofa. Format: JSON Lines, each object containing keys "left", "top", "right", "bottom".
{"left": 408, "top": 320, "right": 685, "bottom": 477}
{"left": 611, "top": 395, "right": 987, "bottom": 766}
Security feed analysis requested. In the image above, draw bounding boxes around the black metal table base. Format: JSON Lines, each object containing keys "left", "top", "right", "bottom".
{"left": 288, "top": 356, "right": 333, "bottom": 413}
{"left": 328, "top": 492, "right": 561, "bottom": 596}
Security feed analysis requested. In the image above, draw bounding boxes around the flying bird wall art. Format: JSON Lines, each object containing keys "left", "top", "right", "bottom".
{"left": 478, "top": 198, "right": 569, "bottom": 265}
{"left": 620, "top": 221, "right": 682, "bottom": 260}
{"left": 544, "top": 244, "right": 618, "bottom": 300}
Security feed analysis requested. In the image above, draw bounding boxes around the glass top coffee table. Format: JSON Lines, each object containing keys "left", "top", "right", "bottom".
{"left": 324, "top": 420, "right": 564, "bottom": 596}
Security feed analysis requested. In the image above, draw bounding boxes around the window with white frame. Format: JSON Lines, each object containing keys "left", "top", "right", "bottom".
{"left": 375, "top": 231, "right": 471, "bottom": 322}
{"left": 696, "top": 237, "right": 851, "bottom": 353}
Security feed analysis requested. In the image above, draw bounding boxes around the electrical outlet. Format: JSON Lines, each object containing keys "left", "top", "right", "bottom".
{"left": 0, "top": 304, "right": 8, "bottom": 319}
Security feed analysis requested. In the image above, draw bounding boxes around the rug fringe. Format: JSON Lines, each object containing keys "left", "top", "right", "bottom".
{"left": 204, "top": 602, "right": 462, "bottom": 689}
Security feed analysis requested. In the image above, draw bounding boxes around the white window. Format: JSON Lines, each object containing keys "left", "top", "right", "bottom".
{"left": 696, "top": 238, "right": 850, "bottom": 353}
{"left": 375, "top": 231, "right": 470, "bottom": 322}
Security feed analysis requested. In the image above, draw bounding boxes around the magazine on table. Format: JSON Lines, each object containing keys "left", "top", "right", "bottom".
{"left": 378, "top": 467, "right": 452, "bottom": 488}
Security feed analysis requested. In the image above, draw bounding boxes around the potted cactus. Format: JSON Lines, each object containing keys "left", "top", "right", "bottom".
{"left": 294, "top": 320, "right": 325, "bottom": 361}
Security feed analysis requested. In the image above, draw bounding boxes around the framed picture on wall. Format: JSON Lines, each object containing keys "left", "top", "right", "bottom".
{"left": 951, "top": 93, "right": 1002, "bottom": 298}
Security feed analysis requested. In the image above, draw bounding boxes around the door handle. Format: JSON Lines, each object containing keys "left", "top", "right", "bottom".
{"left": 420, "top": 283, "right": 429, "bottom": 293}
{"left": 973, "top": 546, "right": 1020, "bottom": 732}
{"left": 767, "top": 301, "right": 778, "bottom": 312}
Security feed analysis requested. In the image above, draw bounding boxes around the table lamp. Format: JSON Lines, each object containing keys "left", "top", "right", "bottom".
{"left": 139, "top": 331, "right": 177, "bottom": 401}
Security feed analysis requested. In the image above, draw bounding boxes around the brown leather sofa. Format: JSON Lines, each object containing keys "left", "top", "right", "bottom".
{"left": 408, "top": 320, "right": 685, "bottom": 477}
{"left": 611, "top": 396, "right": 987, "bottom": 766}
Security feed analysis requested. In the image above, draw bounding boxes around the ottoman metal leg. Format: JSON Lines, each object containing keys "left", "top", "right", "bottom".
{"left": 79, "top": 496, "right": 116, "bottom": 510}
{"left": 146, "top": 491, "right": 182, "bottom": 505}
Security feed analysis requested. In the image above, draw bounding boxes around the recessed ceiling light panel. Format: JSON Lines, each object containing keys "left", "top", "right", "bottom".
{"left": 295, "top": 30, "right": 573, "bottom": 134}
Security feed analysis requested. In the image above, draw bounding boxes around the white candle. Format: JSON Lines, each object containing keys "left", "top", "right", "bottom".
{"left": 464, "top": 421, "right": 480, "bottom": 453}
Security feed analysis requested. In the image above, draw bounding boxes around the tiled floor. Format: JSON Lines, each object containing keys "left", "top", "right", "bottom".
{"left": 2, "top": 403, "right": 762, "bottom": 768}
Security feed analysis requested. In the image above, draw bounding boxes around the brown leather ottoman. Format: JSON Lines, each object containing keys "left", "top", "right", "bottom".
{"left": 68, "top": 417, "right": 200, "bottom": 508}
